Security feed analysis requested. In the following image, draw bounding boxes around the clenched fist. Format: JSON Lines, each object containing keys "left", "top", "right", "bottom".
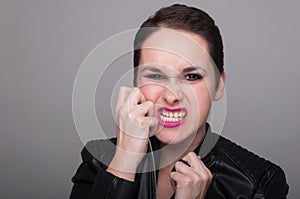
{"left": 107, "top": 86, "right": 158, "bottom": 181}
{"left": 171, "top": 152, "right": 212, "bottom": 199}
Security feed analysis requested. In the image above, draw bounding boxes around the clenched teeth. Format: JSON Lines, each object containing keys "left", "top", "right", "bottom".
{"left": 160, "top": 110, "right": 186, "bottom": 122}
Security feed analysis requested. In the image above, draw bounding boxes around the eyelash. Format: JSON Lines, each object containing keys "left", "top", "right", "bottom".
{"left": 184, "top": 74, "right": 203, "bottom": 81}
{"left": 145, "top": 73, "right": 203, "bottom": 81}
{"left": 145, "top": 74, "right": 165, "bottom": 80}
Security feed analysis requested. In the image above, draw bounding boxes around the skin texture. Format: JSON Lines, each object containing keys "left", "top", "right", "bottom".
{"left": 107, "top": 87, "right": 157, "bottom": 180}
{"left": 107, "top": 29, "right": 225, "bottom": 198}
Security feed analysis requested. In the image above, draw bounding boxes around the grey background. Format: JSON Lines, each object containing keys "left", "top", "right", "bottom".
{"left": 1, "top": 0, "right": 299, "bottom": 198}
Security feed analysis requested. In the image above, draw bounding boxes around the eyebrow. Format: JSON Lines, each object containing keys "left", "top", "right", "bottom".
{"left": 182, "top": 66, "right": 206, "bottom": 73}
{"left": 140, "top": 66, "right": 163, "bottom": 73}
{"left": 140, "top": 65, "right": 206, "bottom": 73}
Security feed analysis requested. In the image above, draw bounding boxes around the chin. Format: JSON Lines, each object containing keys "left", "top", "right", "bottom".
{"left": 155, "top": 128, "right": 196, "bottom": 146}
{"left": 155, "top": 133, "right": 176, "bottom": 145}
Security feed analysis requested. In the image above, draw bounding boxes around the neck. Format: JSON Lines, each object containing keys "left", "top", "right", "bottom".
{"left": 159, "top": 124, "right": 207, "bottom": 168}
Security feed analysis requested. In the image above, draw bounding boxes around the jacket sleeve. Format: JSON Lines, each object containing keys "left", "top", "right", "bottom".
{"left": 70, "top": 144, "right": 139, "bottom": 199}
{"left": 253, "top": 165, "right": 289, "bottom": 199}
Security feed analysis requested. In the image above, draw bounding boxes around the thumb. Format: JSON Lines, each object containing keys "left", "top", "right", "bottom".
{"left": 148, "top": 116, "right": 158, "bottom": 137}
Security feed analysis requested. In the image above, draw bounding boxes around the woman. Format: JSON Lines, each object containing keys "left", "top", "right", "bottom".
{"left": 70, "top": 4, "right": 288, "bottom": 199}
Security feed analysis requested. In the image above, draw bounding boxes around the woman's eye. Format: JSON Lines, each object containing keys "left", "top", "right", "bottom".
{"left": 146, "top": 74, "right": 164, "bottom": 80}
{"left": 184, "top": 74, "right": 203, "bottom": 81}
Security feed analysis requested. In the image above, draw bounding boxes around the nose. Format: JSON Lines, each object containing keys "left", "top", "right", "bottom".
{"left": 162, "top": 80, "right": 183, "bottom": 105}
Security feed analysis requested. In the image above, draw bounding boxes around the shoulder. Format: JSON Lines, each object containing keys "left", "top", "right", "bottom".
{"left": 209, "top": 135, "right": 289, "bottom": 198}
{"left": 80, "top": 138, "right": 117, "bottom": 171}
{"left": 215, "top": 136, "right": 280, "bottom": 182}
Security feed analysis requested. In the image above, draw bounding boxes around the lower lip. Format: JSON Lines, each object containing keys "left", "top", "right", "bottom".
{"left": 156, "top": 107, "right": 186, "bottom": 128}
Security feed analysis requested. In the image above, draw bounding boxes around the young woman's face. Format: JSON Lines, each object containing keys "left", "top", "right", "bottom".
{"left": 137, "top": 29, "right": 224, "bottom": 145}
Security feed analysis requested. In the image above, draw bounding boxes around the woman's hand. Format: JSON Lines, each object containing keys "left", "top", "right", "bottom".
{"left": 170, "top": 152, "right": 212, "bottom": 199}
{"left": 107, "top": 86, "right": 158, "bottom": 181}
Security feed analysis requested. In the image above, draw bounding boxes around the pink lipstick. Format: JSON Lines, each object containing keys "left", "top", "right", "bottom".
{"left": 157, "top": 107, "right": 187, "bottom": 127}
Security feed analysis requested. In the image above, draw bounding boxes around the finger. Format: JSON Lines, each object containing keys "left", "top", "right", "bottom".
{"left": 133, "top": 101, "right": 158, "bottom": 136}
{"left": 182, "top": 153, "right": 212, "bottom": 178}
{"left": 130, "top": 100, "right": 154, "bottom": 116}
{"left": 173, "top": 160, "right": 194, "bottom": 175}
{"left": 182, "top": 152, "right": 203, "bottom": 169}
{"left": 116, "top": 86, "right": 132, "bottom": 115}
{"left": 174, "top": 158, "right": 212, "bottom": 194}
{"left": 129, "top": 101, "right": 158, "bottom": 129}
{"left": 175, "top": 156, "right": 209, "bottom": 180}
{"left": 170, "top": 171, "right": 184, "bottom": 185}
{"left": 139, "top": 89, "right": 146, "bottom": 103}
{"left": 148, "top": 116, "right": 158, "bottom": 136}
{"left": 127, "top": 87, "right": 146, "bottom": 106}
{"left": 170, "top": 171, "right": 194, "bottom": 195}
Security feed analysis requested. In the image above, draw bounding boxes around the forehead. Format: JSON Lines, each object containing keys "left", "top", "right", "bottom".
{"left": 139, "top": 28, "right": 211, "bottom": 71}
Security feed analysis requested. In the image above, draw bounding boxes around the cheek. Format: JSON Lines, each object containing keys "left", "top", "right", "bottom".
{"left": 184, "top": 82, "right": 211, "bottom": 99}
{"left": 188, "top": 85, "right": 212, "bottom": 111}
{"left": 139, "top": 84, "right": 163, "bottom": 101}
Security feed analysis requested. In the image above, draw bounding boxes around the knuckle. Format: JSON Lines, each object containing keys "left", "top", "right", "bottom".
{"left": 136, "top": 117, "right": 148, "bottom": 128}
{"left": 194, "top": 174, "right": 201, "bottom": 182}
{"left": 202, "top": 174, "right": 209, "bottom": 182}
{"left": 182, "top": 176, "right": 193, "bottom": 187}
{"left": 175, "top": 161, "right": 181, "bottom": 168}
{"left": 188, "top": 152, "right": 196, "bottom": 157}
{"left": 199, "top": 172, "right": 211, "bottom": 183}
{"left": 131, "top": 87, "right": 140, "bottom": 94}
{"left": 146, "top": 100, "right": 154, "bottom": 106}
{"left": 141, "top": 100, "right": 153, "bottom": 109}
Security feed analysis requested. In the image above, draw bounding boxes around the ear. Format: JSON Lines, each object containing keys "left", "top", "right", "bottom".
{"left": 213, "top": 72, "right": 226, "bottom": 101}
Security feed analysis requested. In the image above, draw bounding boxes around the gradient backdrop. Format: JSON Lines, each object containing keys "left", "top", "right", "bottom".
{"left": 1, "top": 0, "right": 299, "bottom": 198}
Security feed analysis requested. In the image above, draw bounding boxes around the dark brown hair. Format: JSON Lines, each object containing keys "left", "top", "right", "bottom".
{"left": 133, "top": 4, "right": 224, "bottom": 86}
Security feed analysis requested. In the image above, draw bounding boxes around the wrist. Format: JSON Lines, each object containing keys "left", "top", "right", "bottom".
{"left": 107, "top": 150, "right": 145, "bottom": 181}
{"left": 106, "top": 166, "right": 136, "bottom": 182}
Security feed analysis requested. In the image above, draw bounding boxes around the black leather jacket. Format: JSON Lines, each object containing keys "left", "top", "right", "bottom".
{"left": 70, "top": 126, "right": 289, "bottom": 199}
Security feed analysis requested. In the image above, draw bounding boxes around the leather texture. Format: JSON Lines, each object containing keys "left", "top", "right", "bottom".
{"left": 70, "top": 125, "right": 289, "bottom": 199}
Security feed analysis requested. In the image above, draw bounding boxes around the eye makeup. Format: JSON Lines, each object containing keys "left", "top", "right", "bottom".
{"left": 140, "top": 65, "right": 206, "bottom": 83}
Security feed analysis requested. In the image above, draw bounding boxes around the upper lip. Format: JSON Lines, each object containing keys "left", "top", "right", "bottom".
{"left": 159, "top": 107, "right": 186, "bottom": 112}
